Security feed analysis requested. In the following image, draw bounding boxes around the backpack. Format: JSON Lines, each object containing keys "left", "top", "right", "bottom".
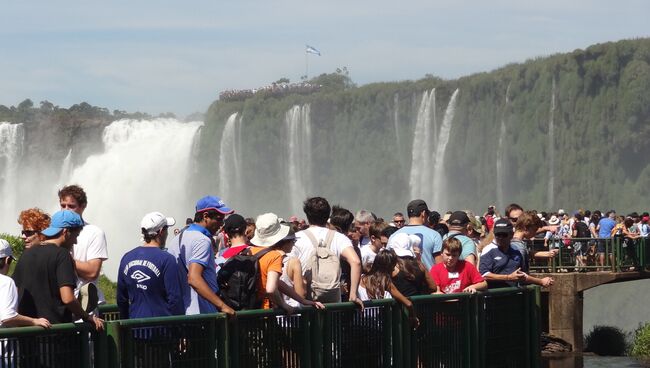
{"left": 574, "top": 221, "right": 591, "bottom": 239}
{"left": 304, "top": 229, "right": 341, "bottom": 303}
{"left": 216, "top": 246, "right": 272, "bottom": 311}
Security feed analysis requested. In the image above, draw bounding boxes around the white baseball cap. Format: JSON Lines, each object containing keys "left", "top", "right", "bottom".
{"left": 141, "top": 212, "right": 176, "bottom": 235}
{"left": 387, "top": 233, "right": 416, "bottom": 258}
{"left": 0, "top": 239, "right": 13, "bottom": 259}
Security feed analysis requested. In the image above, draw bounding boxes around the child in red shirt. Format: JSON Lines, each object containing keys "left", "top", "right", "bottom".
{"left": 430, "top": 237, "right": 487, "bottom": 294}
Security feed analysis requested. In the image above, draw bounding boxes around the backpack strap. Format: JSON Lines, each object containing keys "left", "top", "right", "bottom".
{"left": 304, "top": 228, "right": 336, "bottom": 250}
{"left": 323, "top": 229, "right": 335, "bottom": 250}
{"left": 252, "top": 246, "right": 274, "bottom": 260}
{"left": 303, "top": 228, "right": 320, "bottom": 249}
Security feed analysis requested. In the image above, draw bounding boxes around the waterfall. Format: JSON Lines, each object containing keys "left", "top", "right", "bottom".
{"left": 218, "top": 112, "right": 242, "bottom": 201}
{"left": 286, "top": 105, "right": 312, "bottom": 216}
{"left": 57, "top": 148, "right": 74, "bottom": 188}
{"left": 409, "top": 89, "right": 436, "bottom": 201}
{"left": 0, "top": 122, "right": 24, "bottom": 227}
{"left": 496, "top": 84, "right": 510, "bottom": 211}
{"left": 432, "top": 89, "right": 460, "bottom": 210}
{"left": 548, "top": 79, "right": 556, "bottom": 210}
{"left": 393, "top": 93, "right": 401, "bottom": 158}
{"left": 68, "top": 118, "right": 203, "bottom": 280}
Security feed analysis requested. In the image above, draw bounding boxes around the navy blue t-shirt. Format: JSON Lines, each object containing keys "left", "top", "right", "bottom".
{"left": 117, "top": 246, "right": 184, "bottom": 319}
{"left": 478, "top": 245, "right": 525, "bottom": 289}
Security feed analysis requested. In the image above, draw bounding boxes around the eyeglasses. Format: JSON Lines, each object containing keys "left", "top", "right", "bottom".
{"left": 22, "top": 230, "right": 37, "bottom": 237}
{"left": 508, "top": 217, "right": 519, "bottom": 223}
{"left": 394, "top": 220, "right": 405, "bottom": 224}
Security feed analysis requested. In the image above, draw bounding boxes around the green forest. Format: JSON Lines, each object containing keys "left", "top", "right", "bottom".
{"left": 197, "top": 38, "right": 650, "bottom": 217}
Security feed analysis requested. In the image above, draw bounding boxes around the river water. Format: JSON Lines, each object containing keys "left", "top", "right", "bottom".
{"left": 543, "top": 353, "right": 647, "bottom": 367}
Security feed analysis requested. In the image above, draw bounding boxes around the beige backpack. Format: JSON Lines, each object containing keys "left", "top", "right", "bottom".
{"left": 304, "top": 228, "right": 341, "bottom": 303}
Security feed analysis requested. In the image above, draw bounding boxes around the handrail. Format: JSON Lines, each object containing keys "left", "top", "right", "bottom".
{"left": 3, "top": 287, "right": 541, "bottom": 368}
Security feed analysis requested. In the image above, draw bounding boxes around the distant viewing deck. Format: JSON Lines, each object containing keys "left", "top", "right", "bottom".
{"left": 219, "top": 82, "right": 321, "bottom": 102}
{"left": 0, "top": 287, "right": 540, "bottom": 368}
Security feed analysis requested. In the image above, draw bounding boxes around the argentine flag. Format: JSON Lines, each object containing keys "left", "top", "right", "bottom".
{"left": 306, "top": 45, "right": 321, "bottom": 56}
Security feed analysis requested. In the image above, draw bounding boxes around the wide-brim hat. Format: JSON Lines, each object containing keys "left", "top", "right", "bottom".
{"left": 250, "top": 213, "right": 294, "bottom": 247}
{"left": 548, "top": 216, "right": 560, "bottom": 225}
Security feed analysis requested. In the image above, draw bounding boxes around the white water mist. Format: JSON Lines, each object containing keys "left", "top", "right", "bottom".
{"left": 286, "top": 105, "right": 312, "bottom": 216}
{"left": 548, "top": 79, "right": 556, "bottom": 209}
{"left": 409, "top": 89, "right": 436, "bottom": 201}
{"left": 432, "top": 89, "right": 460, "bottom": 210}
{"left": 0, "top": 122, "right": 24, "bottom": 228}
{"left": 496, "top": 84, "right": 510, "bottom": 211}
{"left": 218, "top": 113, "right": 242, "bottom": 202}
{"left": 66, "top": 118, "right": 203, "bottom": 280}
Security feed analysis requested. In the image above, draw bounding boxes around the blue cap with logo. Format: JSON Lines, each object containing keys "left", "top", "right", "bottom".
{"left": 195, "top": 195, "right": 234, "bottom": 215}
{"left": 41, "top": 210, "right": 84, "bottom": 237}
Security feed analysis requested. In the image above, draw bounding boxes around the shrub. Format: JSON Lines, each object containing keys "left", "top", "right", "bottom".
{"left": 0, "top": 233, "right": 25, "bottom": 258}
{"left": 631, "top": 323, "right": 650, "bottom": 359}
{"left": 584, "top": 325, "right": 629, "bottom": 356}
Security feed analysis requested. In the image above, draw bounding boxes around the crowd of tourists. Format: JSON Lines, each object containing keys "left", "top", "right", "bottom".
{"left": 1, "top": 185, "right": 647, "bottom": 336}
{"left": 218, "top": 82, "right": 321, "bottom": 102}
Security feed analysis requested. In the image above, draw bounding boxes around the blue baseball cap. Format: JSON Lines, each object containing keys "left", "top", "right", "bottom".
{"left": 195, "top": 196, "right": 234, "bottom": 215}
{"left": 41, "top": 210, "right": 84, "bottom": 237}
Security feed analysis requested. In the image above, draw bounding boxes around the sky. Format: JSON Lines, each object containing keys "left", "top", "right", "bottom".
{"left": 0, "top": 1, "right": 648, "bottom": 117}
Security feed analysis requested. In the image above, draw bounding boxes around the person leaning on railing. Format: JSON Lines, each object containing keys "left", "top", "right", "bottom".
{"left": 0, "top": 240, "right": 51, "bottom": 329}
{"left": 479, "top": 219, "right": 553, "bottom": 289}
{"left": 11, "top": 210, "right": 104, "bottom": 330}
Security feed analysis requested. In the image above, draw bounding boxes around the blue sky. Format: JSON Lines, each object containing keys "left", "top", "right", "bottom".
{"left": 0, "top": 1, "right": 648, "bottom": 116}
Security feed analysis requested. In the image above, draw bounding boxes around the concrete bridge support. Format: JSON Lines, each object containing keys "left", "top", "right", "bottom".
{"left": 537, "top": 271, "right": 643, "bottom": 352}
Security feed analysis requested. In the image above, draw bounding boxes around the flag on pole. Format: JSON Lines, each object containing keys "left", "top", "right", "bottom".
{"left": 306, "top": 45, "right": 321, "bottom": 56}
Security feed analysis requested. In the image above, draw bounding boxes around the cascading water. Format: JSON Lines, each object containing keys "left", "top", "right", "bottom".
{"left": 56, "top": 148, "right": 73, "bottom": 189}
{"left": 432, "top": 89, "right": 460, "bottom": 210}
{"left": 548, "top": 79, "right": 556, "bottom": 209}
{"left": 218, "top": 112, "right": 242, "bottom": 202}
{"left": 496, "top": 84, "right": 510, "bottom": 211}
{"left": 409, "top": 89, "right": 436, "bottom": 201}
{"left": 64, "top": 118, "right": 203, "bottom": 280}
{"left": 393, "top": 93, "right": 401, "bottom": 158}
{"left": 286, "top": 105, "right": 312, "bottom": 216}
{"left": 0, "top": 122, "right": 24, "bottom": 228}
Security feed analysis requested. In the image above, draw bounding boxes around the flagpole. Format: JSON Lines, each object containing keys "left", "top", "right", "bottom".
{"left": 305, "top": 51, "right": 309, "bottom": 80}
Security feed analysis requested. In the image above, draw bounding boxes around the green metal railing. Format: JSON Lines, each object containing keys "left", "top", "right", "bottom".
{"left": 529, "top": 237, "right": 648, "bottom": 273}
{"left": 0, "top": 322, "right": 94, "bottom": 368}
{"left": 1, "top": 287, "right": 541, "bottom": 368}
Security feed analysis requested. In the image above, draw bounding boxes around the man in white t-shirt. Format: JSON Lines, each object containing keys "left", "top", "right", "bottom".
{"left": 58, "top": 185, "right": 108, "bottom": 304}
{"left": 355, "top": 209, "right": 375, "bottom": 248}
{"left": 289, "top": 197, "right": 363, "bottom": 307}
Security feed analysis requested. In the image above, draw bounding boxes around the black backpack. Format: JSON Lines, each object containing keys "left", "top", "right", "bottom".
{"left": 574, "top": 222, "right": 591, "bottom": 238}
{"left": 217, "top": 246, "right": 272, "bottom": 311}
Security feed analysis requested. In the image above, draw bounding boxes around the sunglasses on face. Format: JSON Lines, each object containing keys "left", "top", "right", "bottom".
{"left": 22, "top": 230, "right": 37, "bottom": 237}
{"left": 495, "top": 232, "right": 511, "bottom": 238}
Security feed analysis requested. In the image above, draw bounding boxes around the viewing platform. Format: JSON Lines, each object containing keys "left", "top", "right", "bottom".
{"left": 0, "top": 287, "right": 541, "bottom": 368}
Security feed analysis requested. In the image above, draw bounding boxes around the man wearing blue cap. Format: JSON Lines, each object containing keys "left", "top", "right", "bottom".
{"left": 167, "top": 196, "right": 236, "bottom": 315}
{"left": 12, "top": 210, "right": 104, "bottom": 329}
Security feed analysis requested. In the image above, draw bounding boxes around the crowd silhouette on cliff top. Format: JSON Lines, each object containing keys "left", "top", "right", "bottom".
{"left": 2, "top": 184, "right": 648, "bottom": 336}
{"left": 218, "top": 82, "right": 321, "bottom": 102}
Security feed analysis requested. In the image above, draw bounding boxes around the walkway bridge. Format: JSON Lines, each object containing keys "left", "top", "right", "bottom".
{"left": 530, "top": 237, "right": 650, "bottom": 351}
{"left": 0, "top": 287, "right": 541, "bottom": 368}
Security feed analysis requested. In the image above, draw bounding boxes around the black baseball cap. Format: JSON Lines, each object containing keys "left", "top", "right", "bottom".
{"left": 223, "top": 214, "right": 247, "bottom": 234}
{"left": 407, "top": 199, "right": 430, "bottom": 217}
{"left": 492, "top": 218, "right": 513, "bottom": 235}
{"left": 448, "top": 211, "right": 470, "bottom": 226}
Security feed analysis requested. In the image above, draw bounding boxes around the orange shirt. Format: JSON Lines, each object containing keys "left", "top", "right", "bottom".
{"left": 250, "top": 247, "right": 284, "bottom": 309}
